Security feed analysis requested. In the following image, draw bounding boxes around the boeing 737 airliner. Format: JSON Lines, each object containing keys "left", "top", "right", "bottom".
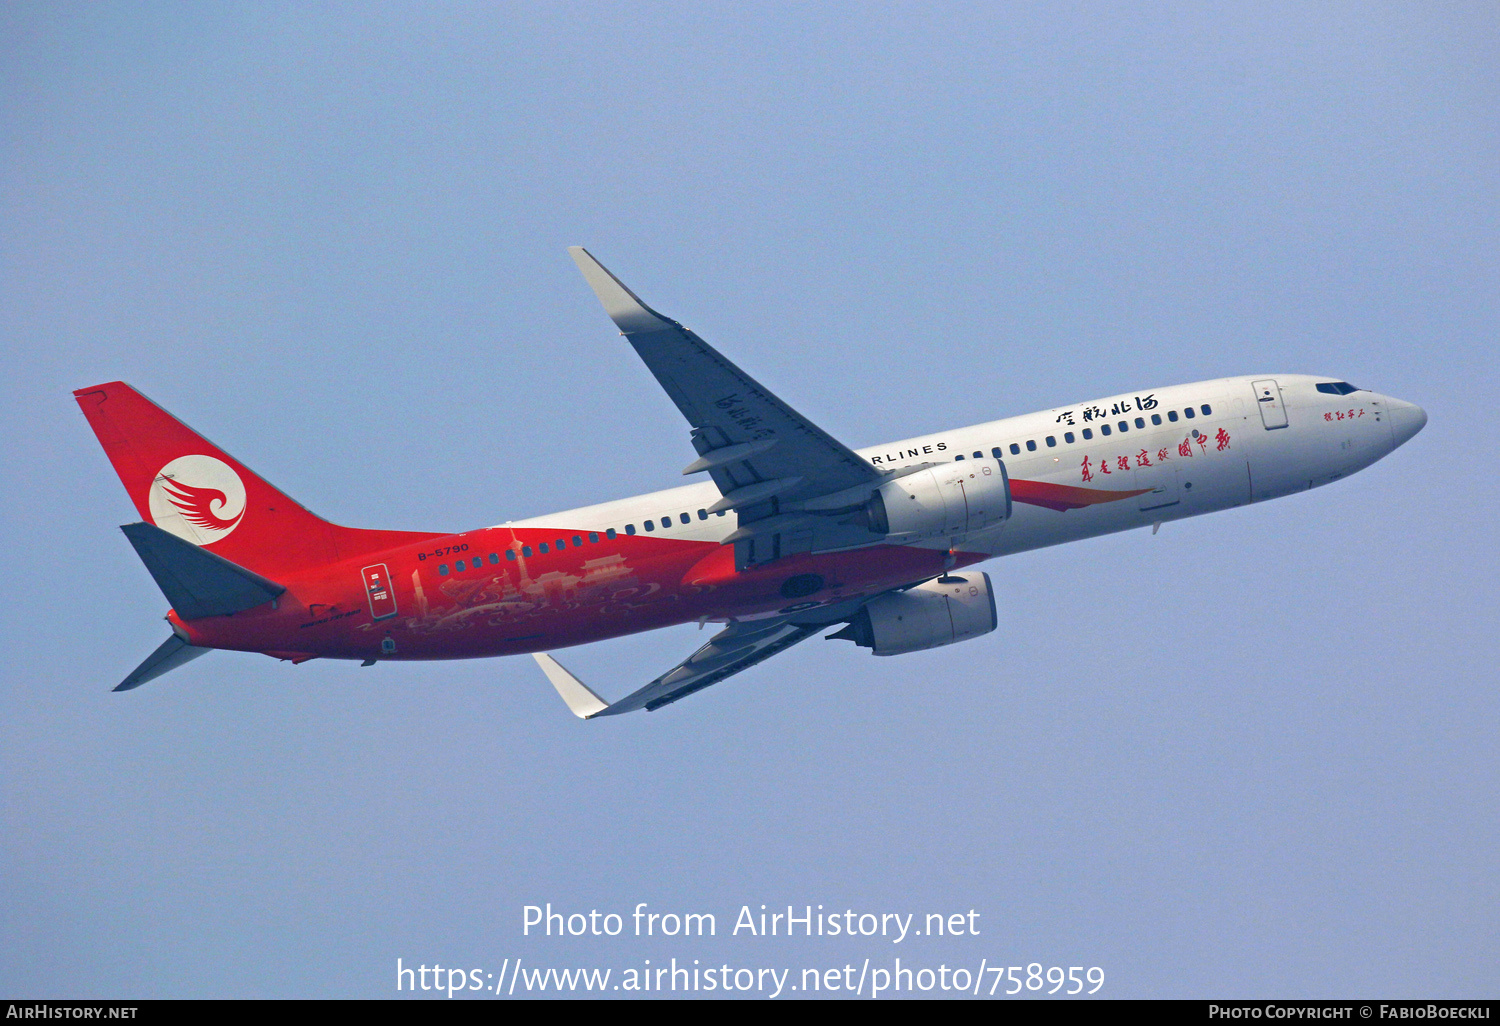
{"left": 77, "top": 248, "right": 1426, "bottom": 717}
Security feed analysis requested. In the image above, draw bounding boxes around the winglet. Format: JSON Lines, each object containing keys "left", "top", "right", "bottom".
{"left": 567, "top": 247, "right": 673, "bottom": 334}
{"left": 532, "top": 652, "right": 610, "bottom": 719}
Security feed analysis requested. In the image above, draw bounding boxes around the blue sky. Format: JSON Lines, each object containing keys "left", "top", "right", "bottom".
{"left": 2, "top": 1, "right": 1496, "bottom": 998}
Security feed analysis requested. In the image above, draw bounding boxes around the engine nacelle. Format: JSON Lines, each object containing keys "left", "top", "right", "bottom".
{"left": 832, "top": 572, "right": 997, "bottom": 656}
{"left": 866, "top": 459, "right": 1010, "bottom": 542}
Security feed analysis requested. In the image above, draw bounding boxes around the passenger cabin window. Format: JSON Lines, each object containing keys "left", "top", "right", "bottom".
{"left": 1045, "top": 436, "right": 1056, "bottom": 447}
{"left": 1100, "top": 424, "right": 1112, "bottom": 436}
{"left": 555, "top": 538, "right": 566, "bottom": 549}
{"left": 522, "top": 545, "right": 533, "bottom": 557}
{"left": 1026, "top": 439, "right": 1037, "bottom": 451}
{"left": 489, "top": 552, "right": 499, "bottom": 565}
{"left": 573, "top": 535, "right": 583, "bottom": 546}
{"left": 1064, "top": 431, "right": 1075, "bottom": 444}
{"left": 1082, "top": 428, "right": 1093, "bottom": 440}
{"left": 698, "top": 509, "right": 708, "bottom": 520}
{"left": 456, "top": 559, "right": 466, "bottom": 571}
{"left": 437, "top": 563, "right": 449, "bottom": 575}
{"left": 1184, "top": 407, "right": 1195, "bottom": 419}
{"left": 589, "top": 532, "right": 600, "bottom": 543}
{"left": 972, "top": 450, "right": 982, "bottom": 459}
{"left": 505, "top": 549, "right": 516, "bottom": 561}
{"left": 1168, "top": 411, "right": 1179, "bottom": 422}
{"left": 625, "top": 525, "right": 635, "bottom": 535}
{"left": 1135, "top": 417, "right": 1145, "bottom": 429}
{"left": 955, "top": 454, "right": 964, "bottom": 460}
{"left": 1151, "top": 414, "right": 1162, "bottom": 425}
{"left": 1201, "top": 404, "right": 1212, "bottom": 415}
{"left": 1009, "top": 443, "right": 1020, "bottom": 455}
{"left": 1118, "top": 421, "right": 1128, "bottom": 432}
{"left": 991, "top": 447, "right": 1004, "bottom": 459}
{"left": 538, "top": 543, "right": 548, "bottom": 553}
{"left": 644, "top": 521, "right": 655, "bottom": 532}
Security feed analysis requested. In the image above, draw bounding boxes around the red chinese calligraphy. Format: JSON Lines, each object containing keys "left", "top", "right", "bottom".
{"left": 1157, "top": 447, "right": 1171, "bottom": 462}
{"left": 1080, "top": 455, "right": 1092, "bottom": 482}
{"left": 1178, "top": 437, "right": 1193, "bottom": 457}
{"left": 1136, "top": 449, "right": 1152, "bottom": 467}
{"left": 1325, "top": 412, "right": 1333, "bottom": 421}
{"left": 1099, "top": 455, "right": 1112, "bottom": 474}
{"left": 1117, "top": 456, "right": 1130, "bottom": 471}
{"left": 1336, "top": 411, "right": 1344, "bottom": 420}
{"left": 1195, "top": 433, "right": 1209, "bottom": 454}
{"left": 1216, "top": 428, "right": 1231, "bottom": 451}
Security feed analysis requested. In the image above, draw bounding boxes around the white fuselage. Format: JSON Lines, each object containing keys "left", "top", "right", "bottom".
{"left": 509, "top": 374, "right": 1424, "bottom": 564}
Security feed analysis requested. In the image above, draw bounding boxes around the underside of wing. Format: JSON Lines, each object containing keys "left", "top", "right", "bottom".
{"left": 569, "top": 247, "right": 884, "bottom": 568}
{"left": 533, "top": 599, "right": 868, "bottom": 717}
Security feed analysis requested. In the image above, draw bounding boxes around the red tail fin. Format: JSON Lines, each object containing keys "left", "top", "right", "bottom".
{"left": 74, "top": 382, "right": 441, "bottom": 578}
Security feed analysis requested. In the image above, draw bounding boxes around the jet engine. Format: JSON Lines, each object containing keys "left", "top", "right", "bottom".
{"left": 829, "top": 572, "right": 997, "bottom": 656}
{"left": 863, "top": 459, "right": 1010, "bottom": 542}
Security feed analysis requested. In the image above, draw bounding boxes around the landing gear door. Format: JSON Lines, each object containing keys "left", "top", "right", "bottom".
{"left": 362, "top": 563, "right": 398, "bottom": 621}
{"left": 1252, "top": 379, "right": 1288, "bottom": 430}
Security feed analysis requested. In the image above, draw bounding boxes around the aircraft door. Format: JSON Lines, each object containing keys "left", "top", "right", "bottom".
{"left": 362, "top": 563, "right": 398, "bottom": 621}
{"left": 1252, "top": 379, "right": 1288, "bottom": 430}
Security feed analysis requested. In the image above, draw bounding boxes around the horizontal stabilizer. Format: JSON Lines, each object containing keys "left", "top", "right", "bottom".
{"left": 532, "top": 653, "right": 611, "bottom": 719}
{"left": 116, "top": 633, "right": 210, "bottom": 691}
{"left": 121, "top": 522, "right": 286, "bottom": 620}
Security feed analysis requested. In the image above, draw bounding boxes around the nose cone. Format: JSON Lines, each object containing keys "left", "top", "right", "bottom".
{"left": 1388, "top": 399, "right": 1428, "bottom": 449}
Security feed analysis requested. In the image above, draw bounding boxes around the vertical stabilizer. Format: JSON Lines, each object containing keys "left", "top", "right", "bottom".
{"left": 74, "top": 382, "right": 442, "bottom": 578}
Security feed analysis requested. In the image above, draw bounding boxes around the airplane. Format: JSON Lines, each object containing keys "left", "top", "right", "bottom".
{"left": 75, "top": 247, "right": 1427, "bottom": 718}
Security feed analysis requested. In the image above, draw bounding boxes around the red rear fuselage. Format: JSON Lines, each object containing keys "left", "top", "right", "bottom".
{"left": 174, "top": 527, "right": 958, "bottom": 663}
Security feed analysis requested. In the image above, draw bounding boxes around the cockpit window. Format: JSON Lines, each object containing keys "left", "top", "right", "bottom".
{"left": 1316, "top": 381, "right": 1361, "bottom": 395}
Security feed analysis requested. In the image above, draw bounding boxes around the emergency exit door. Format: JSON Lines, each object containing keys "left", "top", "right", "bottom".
{"left": 1252, "top": 379, "right": 1288, "bottom": 429}
{"left": 362, "top": 563, "right": 398, "bottom": 621}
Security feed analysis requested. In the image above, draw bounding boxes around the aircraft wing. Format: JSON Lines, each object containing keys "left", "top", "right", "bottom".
{"left": 568, "top": 248, "right": 882, "bottom": 562}
{"left": 534, "top": 600, "right": 865, "bottom": 717}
